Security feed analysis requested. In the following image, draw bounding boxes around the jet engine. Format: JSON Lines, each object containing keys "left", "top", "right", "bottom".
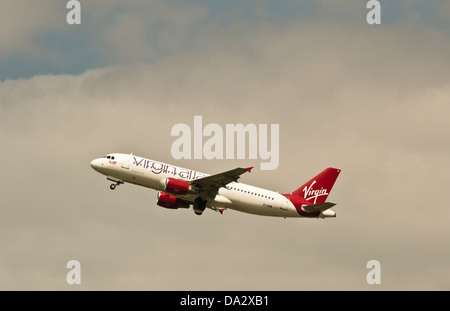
{"left": 156, "top": 192, "right": 190, "bottom": 209}
{"left": 162, "top": 178, "right": 194, "bottom": 195}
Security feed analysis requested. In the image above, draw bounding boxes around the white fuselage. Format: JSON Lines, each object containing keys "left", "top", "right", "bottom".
{"left": 90, "top": 153, "right": 332, "bottom": 218}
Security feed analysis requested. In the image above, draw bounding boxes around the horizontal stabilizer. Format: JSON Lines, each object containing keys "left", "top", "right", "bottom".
{"left": 302, "top": 202, "right": 336, "bottom": 213}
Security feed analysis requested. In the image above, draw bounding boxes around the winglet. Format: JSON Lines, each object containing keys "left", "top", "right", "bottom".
{"left": 246, "top": 167, "right": 254, "bottom": 173}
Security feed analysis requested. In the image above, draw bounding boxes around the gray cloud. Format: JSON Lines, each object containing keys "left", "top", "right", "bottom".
{"left": 1, "top": 1, "right": 450, "bottom": 290}
{"left": 0, "top": 0, "right": 61, "bottom": 57}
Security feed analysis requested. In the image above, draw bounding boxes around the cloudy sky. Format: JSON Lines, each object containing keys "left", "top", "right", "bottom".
{"left": 1, "top": 0, "right": 450, "bottom": 290}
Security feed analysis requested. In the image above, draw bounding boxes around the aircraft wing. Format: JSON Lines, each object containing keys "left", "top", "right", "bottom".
{"left": 190, "top": 166, "right": 253, "bottom": 199}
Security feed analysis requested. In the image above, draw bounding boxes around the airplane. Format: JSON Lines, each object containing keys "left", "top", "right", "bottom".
{"left": 90, "top": 153, "right": 341, "bottom": 218}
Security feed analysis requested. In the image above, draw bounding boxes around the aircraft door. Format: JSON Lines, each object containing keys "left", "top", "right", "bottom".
{"left": 121, "top": 155, "right": 129, "bottom": 169}
{"left": 280, "top": 197, "right": 289, "bottom": 211}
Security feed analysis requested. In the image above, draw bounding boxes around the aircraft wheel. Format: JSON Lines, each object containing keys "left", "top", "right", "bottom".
{"left": 193, "top": 197, "right": 206, "bottom": 215}
{"left": 110, "top": 184, "right": 116, "bottom": 190}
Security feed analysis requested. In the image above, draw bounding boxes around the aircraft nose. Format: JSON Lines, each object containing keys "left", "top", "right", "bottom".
{"left": 90, "top": 158, "right": 102, "bottom": 171}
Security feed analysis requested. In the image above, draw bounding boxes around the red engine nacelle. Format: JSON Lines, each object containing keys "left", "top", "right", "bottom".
{"left": 157, "top": 192, "right": 190, "bottom": 209}
{"left": 163, "top": 178, "right": 192, "bottom": 195}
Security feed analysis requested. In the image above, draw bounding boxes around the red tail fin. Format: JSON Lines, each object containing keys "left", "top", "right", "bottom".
{"left": 291, "top": 167, "right": 341, "bottom": 204}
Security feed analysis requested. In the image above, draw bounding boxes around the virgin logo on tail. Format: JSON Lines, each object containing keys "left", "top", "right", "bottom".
{"left": 303, "top": 181, "right": 328, "bottom": 204}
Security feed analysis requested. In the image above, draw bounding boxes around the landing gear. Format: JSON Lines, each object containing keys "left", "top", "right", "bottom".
{"left": 109, "top": 181, "right": 123, "bottom": 190}
{"left": 107, "top": 177, "right": 123, "bottom": 190}
{"left": 193, "top": 197, "right": 207, "bottom": 215}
